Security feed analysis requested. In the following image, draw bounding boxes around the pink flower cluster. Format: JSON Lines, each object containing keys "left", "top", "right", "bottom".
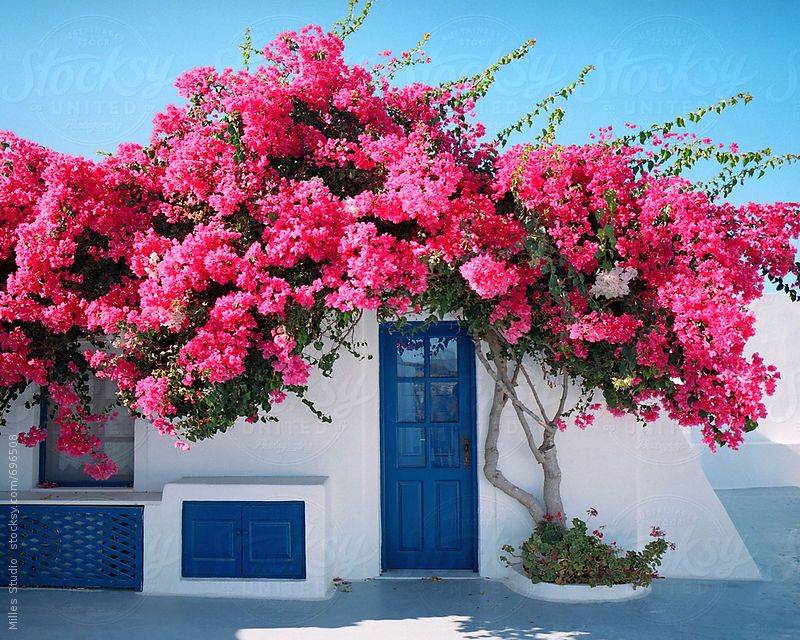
{"left": 16, "top": 426, "right": 47, "bottom": 447}
{"left": 460, "top": 256, "right": 520, "bottom": 299}
{"left": 475, "top": 142, "right": 800, "bottom": 447}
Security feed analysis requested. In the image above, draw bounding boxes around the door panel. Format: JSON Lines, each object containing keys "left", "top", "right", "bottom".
{"left": 242, "top": 502, "right": 305, "bottom": 579}
{"left": 398, "top": 481, "right": 424, "bottom": 551}
{"left": 435, "top": 480, "right": 462, "bottom": 550}
{"left": 381, "top": 322, "right": 478, "bottom": 570}
{"left": 182, "top": 502, "right": 242, "bottom": 578}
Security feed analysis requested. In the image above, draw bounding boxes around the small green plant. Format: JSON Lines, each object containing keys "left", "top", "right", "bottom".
{"left": 501, "top": 509, "right": 675, "bottom": 588}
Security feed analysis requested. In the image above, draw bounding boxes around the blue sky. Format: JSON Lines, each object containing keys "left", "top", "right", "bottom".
{"left": 1, "top": 0, "right": 798, "bottom": 204}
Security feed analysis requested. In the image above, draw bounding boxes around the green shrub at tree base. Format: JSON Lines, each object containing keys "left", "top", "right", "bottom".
{"left": 501, "top": 510, "right": 675, "bottom": 588}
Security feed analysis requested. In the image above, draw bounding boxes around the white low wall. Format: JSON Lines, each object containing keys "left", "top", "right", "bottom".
{"left": 5, "top": 295, "right": 798, "bottom": 586}
{"left": 143, "top": 477, "right": 332, "bottom": 599}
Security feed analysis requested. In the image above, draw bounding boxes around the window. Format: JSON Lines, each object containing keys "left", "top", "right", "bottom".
{"left": 39, "top": 376, "right": 135, "bottom": 487}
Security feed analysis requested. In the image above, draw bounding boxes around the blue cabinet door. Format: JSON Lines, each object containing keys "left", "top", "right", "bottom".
{"left": 182, "top": 502, "right": 242, "bottom": 577}
{"left": 182, "top": 501, "right": 306, "bottom": 579}
{"left": 380, "top": 322, "right": 478, "bottom": 570}
{"left": 242, "top": 502, "right": 305, "bottom": 579}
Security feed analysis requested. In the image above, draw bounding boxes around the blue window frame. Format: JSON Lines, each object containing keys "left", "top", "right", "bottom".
{"left": 37, "top": 377, "right": 135, "bottom": 488}
{"left": 182, "top": 501, "right": 306, "bottom": 579}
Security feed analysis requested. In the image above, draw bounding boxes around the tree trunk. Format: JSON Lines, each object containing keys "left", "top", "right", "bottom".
{"left": 483, "top": 378, "right": 546, "bottom": 522}
{"left": 540, "top": 428, "right": 565, "bottom": 517}
{"left": 474, "top": 333, "right": 569, "bottom": 524}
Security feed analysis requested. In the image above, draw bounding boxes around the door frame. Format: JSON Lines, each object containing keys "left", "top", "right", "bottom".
{"left": 378, "top": 320, "right": 479, "bottom": 572}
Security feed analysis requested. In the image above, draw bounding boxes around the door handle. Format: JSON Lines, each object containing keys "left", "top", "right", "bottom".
{"left": 463, "top": 437, "right": 470, "bottom": 468}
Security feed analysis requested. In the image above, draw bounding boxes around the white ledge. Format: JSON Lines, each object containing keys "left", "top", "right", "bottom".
{"left": 169, "top": 475, "right": 328, "bottom": 486}
{"left": 145, "top": 476, "right": 333, "bottom": 599}
{"left": 0, "top": 491, "right": 163, "bottom": 505}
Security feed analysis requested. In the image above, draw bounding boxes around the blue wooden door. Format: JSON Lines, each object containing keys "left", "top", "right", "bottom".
{"left": 242, "top": 502, "right": 306, "bottom": 579}
{"left": 380, "top": 322, "right": 478, "bottom": 570}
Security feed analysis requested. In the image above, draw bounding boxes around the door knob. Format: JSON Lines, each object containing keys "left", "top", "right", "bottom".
{"left": 463, "top": 437, "right": 470, "bottom": 468}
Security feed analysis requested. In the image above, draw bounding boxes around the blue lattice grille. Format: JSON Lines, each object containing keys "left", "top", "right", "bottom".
{"left": 1, "top": 505, "right": 143, "bottom": 590}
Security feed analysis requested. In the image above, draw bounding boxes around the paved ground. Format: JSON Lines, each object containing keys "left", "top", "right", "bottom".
{"left": 8, "top": 487, "right": 799, "bottom": 640}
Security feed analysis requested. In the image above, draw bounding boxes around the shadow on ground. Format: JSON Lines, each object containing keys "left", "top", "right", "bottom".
{"left": 11, "top": 487, "right": 800, "bottom": 640}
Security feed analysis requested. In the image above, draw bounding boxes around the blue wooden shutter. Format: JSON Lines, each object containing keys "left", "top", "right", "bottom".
{"left": 182, "top": 502, "right": 242, "bottom": 578}
{"left": 242, "top": 502, "right": 305, "bottom": 579}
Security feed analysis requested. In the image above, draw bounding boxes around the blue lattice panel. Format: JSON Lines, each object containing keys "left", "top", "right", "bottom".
{"left": 1, "top": 505, "right": 143, "bottom": 590}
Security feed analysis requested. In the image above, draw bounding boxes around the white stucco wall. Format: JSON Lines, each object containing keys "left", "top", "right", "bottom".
{"left": 4, "top": 296, "right": 798, "bottom": 586}
{"left": 3, "top": 386, "right": 38, "bottom": 492}
{"left": 136, "top": 315, "right": 384, "bottom": 583}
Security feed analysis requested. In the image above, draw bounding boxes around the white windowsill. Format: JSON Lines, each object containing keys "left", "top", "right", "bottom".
{"left": 180, "top": 577, "right": 308, "bottom": 583}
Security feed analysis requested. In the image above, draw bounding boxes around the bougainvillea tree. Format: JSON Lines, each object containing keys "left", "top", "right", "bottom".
{"left": 1, "top": 0, "right": 798, "bottom": 533}
{"left": 0, "top": 133, "right": 154, "bottom": 478}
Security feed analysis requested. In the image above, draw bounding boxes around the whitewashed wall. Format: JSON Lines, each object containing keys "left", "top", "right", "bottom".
{"left": 136, "top": 315, "right": 383, "bottom": 582}
{"left": 475, "top": 361, "right": 759, "bottom": 581}
{"left": 4, "top": 296, "right": 798, "bottom": 582}
{"left": 3, "top": 386, "right": 38, "bottom": 492}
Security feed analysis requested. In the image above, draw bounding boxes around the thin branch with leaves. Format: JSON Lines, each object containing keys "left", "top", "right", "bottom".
{"left": 496, "top": 64, "right": 595, "bottom": 147}
{"left": 333, "top": 0, "right": 377, "bottom": 39}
